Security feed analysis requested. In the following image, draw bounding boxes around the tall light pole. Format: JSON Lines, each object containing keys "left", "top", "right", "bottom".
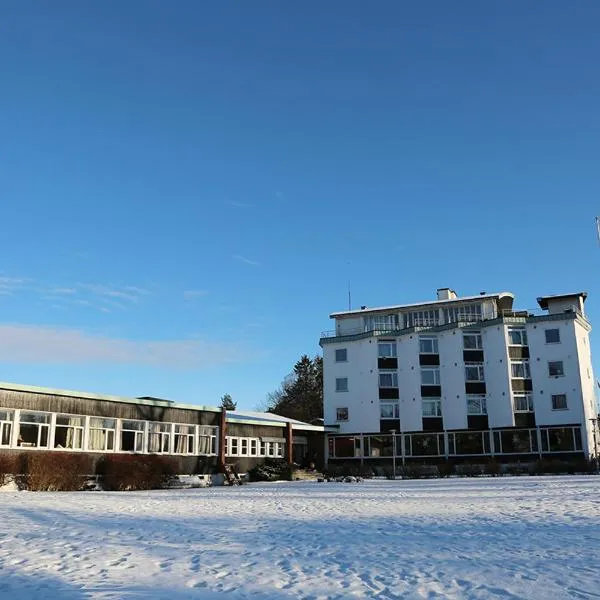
{"left": 390, "top": 429, "right": 396, "bottom": 479}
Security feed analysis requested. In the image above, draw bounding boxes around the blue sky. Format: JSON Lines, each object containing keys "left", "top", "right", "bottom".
{"left": 1, "top": 1, "right": 599, "bottom": 409}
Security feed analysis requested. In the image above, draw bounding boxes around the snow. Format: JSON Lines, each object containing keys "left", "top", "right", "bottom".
{"left": 0, "top": 476, "right": 599, "bottom": 599}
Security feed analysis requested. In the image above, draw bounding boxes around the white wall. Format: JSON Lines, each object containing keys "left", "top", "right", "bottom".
{"left": 573, "top": 320, "right": 597, "bottom": 456}
{"left": 323, "top": 338, "right": 379, "bottom": 434}
{"left": 438, "top": 329, "right": 468, "bottom": 430}
{"left": 528, "top": 319, "right": 584, "bottom": 427}
{"left": 396, "top": 334, "right": 423, "bottom": 432}
{"left": 484, "top": 326, "right": 514, "bottom": 428}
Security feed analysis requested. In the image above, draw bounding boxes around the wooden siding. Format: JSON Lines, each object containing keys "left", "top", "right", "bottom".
{"left": 226, "top": 422, "right": 286, "bottom": 439}
{"left": 0, "top": 389, "right": 219, "bottom": 426}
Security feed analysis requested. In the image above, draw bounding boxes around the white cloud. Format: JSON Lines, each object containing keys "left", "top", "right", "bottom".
{"left": 51, "top": 288, "right": 77, "bottom": 295}
{"left": 0, "top": 324, "right": 247, "bottom": 368}
{"left": 232, "top": 254, "right": 260, "bottom": 267}
{"left": 78, "top": 284, "right": 140, "bottom": 302}
{"left": 229, "top": 201, "right": 255, "bottom": 208}
{"left": 183, "top": 290, "right": 209, "bottom": 300}
{"left": 0, "top": 277, "right": 28, "bottom": 295}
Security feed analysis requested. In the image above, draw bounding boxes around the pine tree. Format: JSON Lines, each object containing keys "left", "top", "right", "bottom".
{"left": 265, "top": 355, "right": 323, "bottom": 422}
{"left": 220, "top": 393, "right": 236, "bottom": 410}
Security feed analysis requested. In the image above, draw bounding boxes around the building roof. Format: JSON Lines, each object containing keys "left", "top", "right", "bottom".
{"left": 537, "top": 292, "right": 588, "bottom": 310}
{"left": 0, "top": 381, "right": 324, "bottom": 431}
{"left": 226, "top": 410, "right": 325, "bottom": 431}
{"left": 330, "top": 292, "right": 514, "bottom": 319}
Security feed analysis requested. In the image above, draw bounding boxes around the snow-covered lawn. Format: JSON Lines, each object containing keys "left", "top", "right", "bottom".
{"left": 0, "top": 476, "right": 599, "bottom": 599}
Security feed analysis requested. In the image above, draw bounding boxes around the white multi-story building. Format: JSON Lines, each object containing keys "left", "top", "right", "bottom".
{"left": 320, "top": 288, "right": 599, "bottom": 464}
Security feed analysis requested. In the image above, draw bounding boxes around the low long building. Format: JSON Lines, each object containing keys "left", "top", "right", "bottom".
{"left": 320, "top": 288, "right": 600, "bottom": 466}
{"left": 0, "top": 382, "right": 324, "bottom": 474}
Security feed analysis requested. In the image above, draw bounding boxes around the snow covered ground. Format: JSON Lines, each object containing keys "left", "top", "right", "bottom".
{"left": 0, "top": 476, "right": 599, "bottom": 599}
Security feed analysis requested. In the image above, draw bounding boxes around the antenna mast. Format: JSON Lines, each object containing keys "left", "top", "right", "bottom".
{"left": 348, "top": 280, "right": 352, "bottom": 311}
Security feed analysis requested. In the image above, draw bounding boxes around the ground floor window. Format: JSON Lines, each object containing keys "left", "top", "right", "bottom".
{"left": 120, "top": 420, "right": 145, "bottom": 452}
{"left": 174, "top": 424, "right": 195, "bottom": 454}
{"left": 198, "top": 426, "right": 217, "bottom": 455}
{"left": 149, "top": 422, "right": 172, "bottom": 453}
{"left": 0, "top": 410, "right": 13, "bottom": 447}
{"left": 18, "top": 411, "right": 50, "bottom": 448}
{"left": 89, "top": 418, "right": 116, "bottom": 451}
{"left": 54, "top": 414, "right": 84, "bottom": 450}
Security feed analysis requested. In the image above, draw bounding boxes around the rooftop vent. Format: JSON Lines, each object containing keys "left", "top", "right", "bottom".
{"left": 360, "top": 305, "right": 367, "bottom": 310}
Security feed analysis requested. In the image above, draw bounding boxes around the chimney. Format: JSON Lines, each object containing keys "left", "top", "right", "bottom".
{"left": 437, "top": 288, "right": 457, "bottom": 301}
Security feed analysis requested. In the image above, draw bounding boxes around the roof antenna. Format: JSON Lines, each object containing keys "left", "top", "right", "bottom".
{"left": 348, "top": 279, "right": 352, "bottom": 311}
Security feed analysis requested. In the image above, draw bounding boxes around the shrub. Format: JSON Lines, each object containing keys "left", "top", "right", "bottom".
{"left": 484, "top": 460, "right": 502, "bottom": 477}
{"left": 437, "top": 462, "right": 455, "bottom": 478}
{"left": 100, "top": 455, "right": 177, "bottom": 491}
{"left": 24, "top": 452, "right": 94, "bottom": 491}
{"left": 248, "top": 458, "right": 292, "bottom": 482}
{"left": 0, "top": 453, "right": 21, "bottom": 487}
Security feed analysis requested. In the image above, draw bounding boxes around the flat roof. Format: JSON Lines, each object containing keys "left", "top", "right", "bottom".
{"left": 0, "top": 381, "right": 324, "bottom": 431}
{"left": 330, "top": 292, "right": 514, "bottom": 318}
{"left": 537, "top": 292, "right": 587, "bottom": 310}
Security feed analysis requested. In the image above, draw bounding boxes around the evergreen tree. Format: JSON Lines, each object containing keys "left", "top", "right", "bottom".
{"left": 220, "top": 393, "right": 236, "bottom": 410}
{"left": 265, "top": 355, "right": 323, "bottom": 422}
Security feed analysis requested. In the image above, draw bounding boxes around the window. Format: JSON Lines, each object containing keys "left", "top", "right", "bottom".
{"left": 444, "top": 303, "right": 482, "bottom": 323}
{"left": 511, "top": 360, "right": 531, "bottom": 379}
{"left": 548, "top": 361, "right": 564, "bottom": 378}
{"left": 336, "top": 407, "right": 349, "bottom": 421}
{"left": 463, "top": 332, "right": 483, "bottom": 349}
{"left": 380, "top": 402, "right": 399, "bottom": 419}
{"left": 260, "top": 440, "right": 267, "bottom": 456}
{"left": 54, "top": 414, "right": 84, "bottom": 450}
{"left": 465, "top": 363, "right": 485, "bottom": 382}
{"left": 89, "top": 418, "right": 116, "bottom": 451}
{"left": 365, "top": 314, "right": 399, "bottom": 332}
{"left": 335, "top": 348, "right": 347, "bottom": 362}
{"left": 228, "top": 437, "right": 239, "bottom": 455}
{"left": 0, "top": 410, "right": 13, "bottom": 447}
{"left": 198, "top": 426, "right": 217, "bottom": 455}
{"left": 545, "top": 329, "right": 560, "bottom": 344}
{"left": 466, "top": 396, "right": 487, "bottom": 415}
{"left": 275, "top": 442, "right": 284, "bottom": 458}
{"left": 335, "top": 377, "right": 348, "bottom": 392}
{"left": 18, "top": 412, "right": 50, "bottom": 448}
{"left": 267, "top": 442, "right": 276, "bottom": 457}
{"left": 240, "top": 438, "right": 249, "bottom": 456}
{"left": 405, "top": 310, "right": 440, "bottom": 328}
{"left": 120, "top": 420, "right": 145, "bottom": 452}
{"left": 421, "top": 368, "right": 440, "bottom": 385}
{"left": 174, "top": 424, "right": 195, "bottom": 454}
{"left": 551, "top": 394, "right": 568, "bottom": 410}
{"left": 508, "top": 327, "right": 528, "bottom": 346}
{"left": 379, "top": 372, "right": 398, "bottom": 388}
{"left": 419, "top": 336, "right": 438, "bottom": 354}
{"left": 514, "top": 394, "right": 534, "bottom": 412}
{"left": 422, "top": 399, "right": 442, "bottom": 417}
{"left": 377, "top": 342, "right": 397, "bottom": 358}
{"left": 250, "top": 439, "right": 258, "bottom": 456}
{"left": 149, "top": 422, "right": 172, "bottom": 453}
